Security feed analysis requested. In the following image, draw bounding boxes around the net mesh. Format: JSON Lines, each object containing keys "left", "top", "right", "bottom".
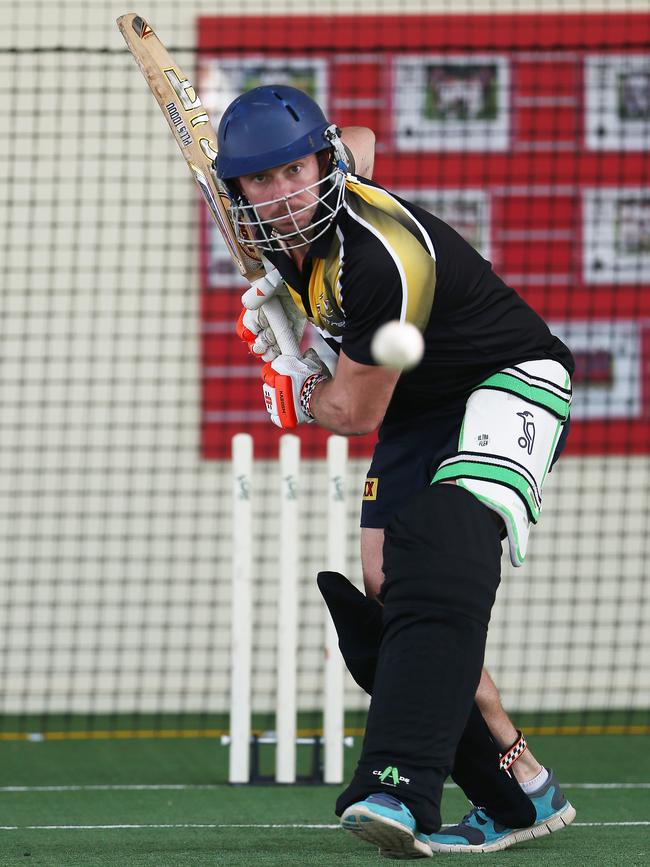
{"left": 1, "top": 1, "right": 649, "bottom": 750}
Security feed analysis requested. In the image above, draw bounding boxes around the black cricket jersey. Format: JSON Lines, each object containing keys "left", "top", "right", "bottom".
{"left": 268, "top": 175, "right": 574, "bottom": 429}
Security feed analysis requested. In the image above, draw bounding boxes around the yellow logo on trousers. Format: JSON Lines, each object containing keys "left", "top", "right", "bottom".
{"left": 363, "top": 478, "right": 378, "bottom": 500}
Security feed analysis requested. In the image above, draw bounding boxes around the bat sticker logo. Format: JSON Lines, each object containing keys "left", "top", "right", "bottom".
{"left": 166, "top": 102, "right": 192, "bottom": 147}
{"left": 132, "top": 16, "right": 153, "bottom": 40}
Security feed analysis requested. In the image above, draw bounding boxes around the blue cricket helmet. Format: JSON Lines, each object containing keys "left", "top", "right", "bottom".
{"left": 215, "top": 85, "right": 332, "bottom": 179}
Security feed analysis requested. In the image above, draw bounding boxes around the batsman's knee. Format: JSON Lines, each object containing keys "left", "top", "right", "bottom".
{"left": 381, "top": 484, "right": 502, "bottom": 627}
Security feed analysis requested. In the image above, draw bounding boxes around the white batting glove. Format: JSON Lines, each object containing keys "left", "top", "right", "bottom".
{"left": 236, "top": 255, "right": 307, "bottom": 361}
{"left": 241, "top": 263, "right": 285, "bottom": 310}
{"left": 236, "top": 299, "right": 308, "bottom": 362}
{"left": 237, "top": 306, "right": 282, "bottom": 362}
{"left": 261, "top": 349, "right": 330, "bottom": 429}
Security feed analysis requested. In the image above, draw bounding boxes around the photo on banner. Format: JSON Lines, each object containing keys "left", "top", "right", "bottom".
{"left": 584, "top": 54, "right": 650, "bottom": 150}
{"left": 394, "top": 189, "right": 491, "bottom": 260}
{"left": 582, "top": 187, "right": 650, "bottom": 284}
{"left": 392, "top": 55, "right": 510, "bottom": 150}
{"left": 549, "top": 320, "right": 647, "bottom": 420}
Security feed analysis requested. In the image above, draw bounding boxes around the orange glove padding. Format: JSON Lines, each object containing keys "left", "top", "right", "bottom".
{"left": 236, "top": 307, "right": 281, "bottom": 362}
{"left": 261, "top": 350, "right": 330, "bottom": 429}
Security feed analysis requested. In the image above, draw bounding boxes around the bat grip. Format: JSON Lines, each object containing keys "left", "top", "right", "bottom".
{"left": 262, "top": 297, "right": 302, "bottom": 357}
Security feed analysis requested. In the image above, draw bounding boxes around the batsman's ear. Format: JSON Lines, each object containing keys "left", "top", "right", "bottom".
{"left": 316, "top": 149, "right": 332, "bottom": 176}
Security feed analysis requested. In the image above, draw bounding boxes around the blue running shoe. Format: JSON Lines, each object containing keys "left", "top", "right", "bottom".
{"left": 341, "top": 793, "right": 432, "bottom": 859}
{"left": 425, "top": 769, "right": 576, "bottom": 853}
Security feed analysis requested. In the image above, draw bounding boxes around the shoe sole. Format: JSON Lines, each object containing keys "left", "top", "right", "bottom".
{"left": 341, "top": 804, "right": 432, "bottom": 859}
{"left": 426, "top": 802, "right": 577, "bottom": 854}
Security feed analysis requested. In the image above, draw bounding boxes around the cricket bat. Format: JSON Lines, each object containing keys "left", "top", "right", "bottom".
{"left": 116, "top": 12, "right": 301, "bottom": 356}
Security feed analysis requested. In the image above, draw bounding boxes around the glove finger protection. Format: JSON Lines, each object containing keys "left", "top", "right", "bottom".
{"left": 236, "top": 306, "right": 281, "bottom": 362}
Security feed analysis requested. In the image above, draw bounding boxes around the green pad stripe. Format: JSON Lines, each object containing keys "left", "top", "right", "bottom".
{"left": 474, "top": 372, "right": 570, "bottom": 420}
{"left": 432, "top": 461, "right": 540, "bottom": 522}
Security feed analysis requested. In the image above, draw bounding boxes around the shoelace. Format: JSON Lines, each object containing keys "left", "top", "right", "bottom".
{"left": 458, "top": 808, "right": 488, "bottom": 827}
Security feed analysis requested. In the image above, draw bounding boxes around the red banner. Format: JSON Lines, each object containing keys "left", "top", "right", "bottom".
{"left": 197, "top": 12, "right": 650, "bottom": 459}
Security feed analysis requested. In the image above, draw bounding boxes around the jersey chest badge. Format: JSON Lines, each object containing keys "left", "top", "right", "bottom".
{"left": 315, "top": 293, "right": 344, "bottom": 332}
{"left": 309, "top": 258, "right": 345, "bottom": 335}
{"left": 310, "top": 288, "right": 344, "bottom": 336}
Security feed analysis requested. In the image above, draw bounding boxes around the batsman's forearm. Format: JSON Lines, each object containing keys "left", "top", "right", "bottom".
{"left": 309, "top": 378, "right": 378, "bottom": 436}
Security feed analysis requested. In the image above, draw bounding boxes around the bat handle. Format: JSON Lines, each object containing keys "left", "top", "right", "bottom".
{"left": 262, "top": 297, "right": 302, "bottom": 357}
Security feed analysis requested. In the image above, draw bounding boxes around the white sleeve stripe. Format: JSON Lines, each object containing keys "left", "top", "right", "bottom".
{"left": 314, "top": 326, "right": 342, "bottom": 343}
{"left": 342, "top": 200, "right": 409, "bottom": 323}
{"left": 336, "top": 225, "right": 346, "bottom": 316}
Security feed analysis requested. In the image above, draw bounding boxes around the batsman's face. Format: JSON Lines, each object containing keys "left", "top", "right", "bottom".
{"left": 238, "top": 155, "right": 322, "bottom": 234}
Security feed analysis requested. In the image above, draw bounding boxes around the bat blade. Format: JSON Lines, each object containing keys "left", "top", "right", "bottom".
{"left": 116, "top": 11, "right": 264, "bottom": 283}
{"left": 117, "top": 12, "right": 301, "bottom": 357}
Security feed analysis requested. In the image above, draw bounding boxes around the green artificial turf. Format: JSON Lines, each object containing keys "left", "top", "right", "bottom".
{"left": 0, "top": 733, "right": 648, "bottom": 866}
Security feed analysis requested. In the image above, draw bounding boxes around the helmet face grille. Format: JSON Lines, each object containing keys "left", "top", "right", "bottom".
{"left": 214, "top": 86, "right": 350, "bottom": 251}
{"left": 229, "top": 162, "right": 347, "bottom": 253}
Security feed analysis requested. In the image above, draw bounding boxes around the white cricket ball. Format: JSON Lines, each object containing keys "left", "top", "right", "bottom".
{"left": 370, "top": 320, "right": 425, "bottom": 371}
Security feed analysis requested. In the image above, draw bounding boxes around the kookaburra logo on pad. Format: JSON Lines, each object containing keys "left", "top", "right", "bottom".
{"left": 517, "top": 411, "right": 535, "bottom": 454}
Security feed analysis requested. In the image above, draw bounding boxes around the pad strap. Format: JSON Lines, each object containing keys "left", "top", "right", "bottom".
{"left": 499, "top": 729, "right": 528, "bottom": 773}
